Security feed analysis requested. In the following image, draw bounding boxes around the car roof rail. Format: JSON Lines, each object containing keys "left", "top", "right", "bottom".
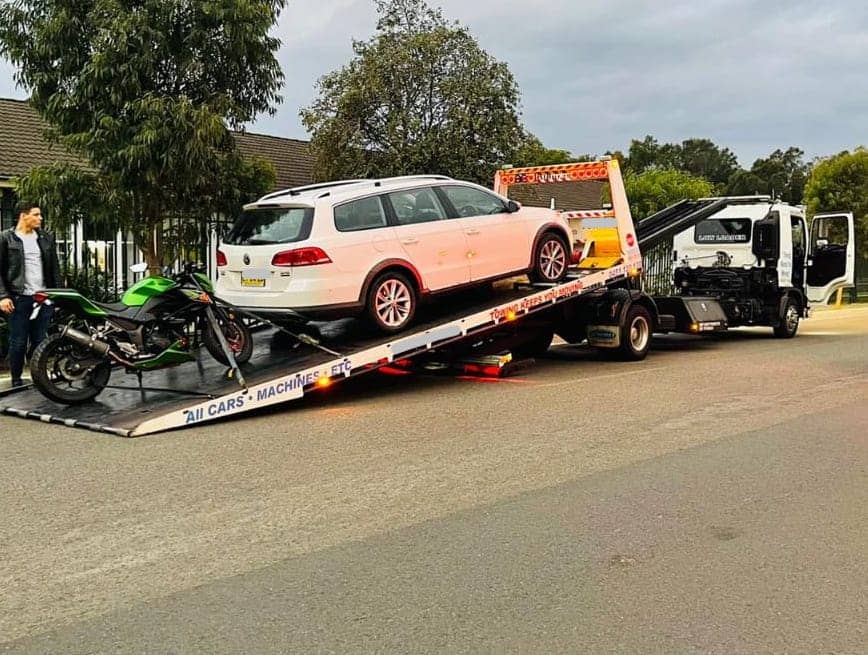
{"left": 259, "top": 179, "right": 369, "bottom": 201}
{"left": 259, "top": 175, "right": 455, "bottom": 202}
{"left": 373, "top": 175, "right": 453, "bottom": 185}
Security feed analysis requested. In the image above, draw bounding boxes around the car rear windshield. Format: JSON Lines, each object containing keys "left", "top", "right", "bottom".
{"left": 224, "top": 207, "right": 314, "bottom": 245}
{"left": 694, "top": 218, "right": 752, "bottom": 244}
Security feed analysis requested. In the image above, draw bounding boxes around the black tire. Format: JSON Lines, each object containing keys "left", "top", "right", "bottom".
{"left": 204, "top": 311, "right": 253, "bottom": 365}
{"left": 512, "top": 329, "right": 555, "bottom": 359}
{"left": 366, "top": 271, "right": 418, "bottom": 333}
{"left": 30, "top": 333, "right": 112, "bottom": 405}
{"left": 529, "top": 232, "right": 569, "bottom": 284}
{"left": 773, "top": 296, "right": 800, "bottom": 338}
{"left": 616, "top": 304, "right": 653, "bottom": 361}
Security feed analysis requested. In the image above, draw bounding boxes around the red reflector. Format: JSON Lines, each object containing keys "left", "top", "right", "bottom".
{"left": 33, "top": 291, "right": 49, "bottom": 304}
{"left": 272, "top": 247, "right": 332, "bottom": 267}
{"left": 216, "top": 249, "right": 227, "bottom": 267}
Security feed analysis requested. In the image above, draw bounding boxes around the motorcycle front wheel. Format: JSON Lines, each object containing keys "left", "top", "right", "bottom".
{"left": 203, "top": 312, "right": 253, "bottom": 366}
{"left": 30, "top": 333, "right": 112, "bottom": 405}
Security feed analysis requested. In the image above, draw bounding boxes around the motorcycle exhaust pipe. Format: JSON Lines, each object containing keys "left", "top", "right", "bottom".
{"left": 60, "top": 325, "right": 112, "bottom": 357}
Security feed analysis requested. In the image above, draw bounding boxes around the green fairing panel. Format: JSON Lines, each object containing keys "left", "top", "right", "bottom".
{"left": 121, "top": 276, "right": 177, "bottom": 307}
{"left": 45, "top": 289, "right": 108, "bottom": 317}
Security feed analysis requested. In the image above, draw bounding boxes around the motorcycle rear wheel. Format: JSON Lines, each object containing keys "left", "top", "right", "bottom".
{"left": 204, "top": 313, "right": 253, "bottom": 366}
{"left": 30, "top": 333, "right": 112, "bottom": 405}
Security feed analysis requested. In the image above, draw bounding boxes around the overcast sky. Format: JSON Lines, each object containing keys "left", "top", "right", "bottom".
{"left": 2, "top": 0, "right": 866, "bottom": 166}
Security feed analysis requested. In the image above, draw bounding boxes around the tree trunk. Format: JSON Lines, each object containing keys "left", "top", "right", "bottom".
{"left": 141, "top": 222, "right": 163, "bottom": 276}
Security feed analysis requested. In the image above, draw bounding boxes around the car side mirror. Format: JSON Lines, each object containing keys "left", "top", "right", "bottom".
{"left": 506, "top": 200, "right": 521, "bottom": 213}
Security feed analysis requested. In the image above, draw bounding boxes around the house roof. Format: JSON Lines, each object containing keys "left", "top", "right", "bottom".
{"left": 0, "top": 97, "right": 316, "bottom": 192}
{"left": 232, "top": 131, "right": 314, "bottom": 191}
{"left": 0, "top": 98, "right": 92, "bottom": 178}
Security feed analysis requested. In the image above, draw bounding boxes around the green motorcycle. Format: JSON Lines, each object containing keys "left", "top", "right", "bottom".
{"left": 29, "top": 263, "right": 252, "bottom": 404}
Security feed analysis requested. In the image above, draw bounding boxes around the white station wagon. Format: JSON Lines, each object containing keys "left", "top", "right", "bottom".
{"left": 216, "top": 175, "right": 572, "bottom": 333}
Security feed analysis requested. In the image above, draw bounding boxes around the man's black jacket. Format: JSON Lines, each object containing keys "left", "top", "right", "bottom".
{"left": 0, "top": 228, "right": 62, "bottom": 300}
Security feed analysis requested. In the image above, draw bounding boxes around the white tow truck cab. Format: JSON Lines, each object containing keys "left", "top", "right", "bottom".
{"left": 672, "top": 199, "right": 855, "bottom": 336}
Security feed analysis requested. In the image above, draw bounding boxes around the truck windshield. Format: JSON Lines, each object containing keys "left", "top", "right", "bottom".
{"left": 224, "top": 207, "right": 314, "bottom": 245}
{"left": 694, "top": 218, "right": 752, "bottom": 244}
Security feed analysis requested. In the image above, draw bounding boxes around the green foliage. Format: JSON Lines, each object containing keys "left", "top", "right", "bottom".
{"left": 0, "top": 0, "right": 284, "bottom": 270}
{"left": 301, "top": 0, "right": 525, "bottom": 185}
{"left": 62, "top": 266, "right": 119, "bottom": 304}
{"left": 727, "top": 147, "right": 811, "bottom": 203}
{"left": 625, "top": 136, "right": 738, "bottom": 188}
{"left": 623, "top": 168, "right": 716, "bottom": 220}
{"left": 804, "top": 147, "right": 868, "bottom": 261}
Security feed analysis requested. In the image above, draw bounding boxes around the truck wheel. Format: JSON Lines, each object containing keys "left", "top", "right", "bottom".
{"left": 617, "top": 304, "right": 653, "bottom": 361}
{"left": 773, "top": 297, "right": 800, "bottom": 338}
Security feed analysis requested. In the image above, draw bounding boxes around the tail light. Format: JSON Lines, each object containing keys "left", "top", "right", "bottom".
{"left": 216, "top": 249, "right": 227, "bottom": 267}
{"left": 33, "top": 291, "right": 49, "bottom": 304}
{"left": 271, "top": 247, "right": 332, "bottom": 267}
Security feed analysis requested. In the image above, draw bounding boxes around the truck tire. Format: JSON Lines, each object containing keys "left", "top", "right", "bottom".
{"left": 773, "top": 297, "right": 800, "bottom": 339}
{"left": 616, "top": 304, "right": 653, "bottom": 361}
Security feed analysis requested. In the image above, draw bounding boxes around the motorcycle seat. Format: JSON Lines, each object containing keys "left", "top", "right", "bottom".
{"left": 92, "top": 300, "right": 146, "bottom": 321}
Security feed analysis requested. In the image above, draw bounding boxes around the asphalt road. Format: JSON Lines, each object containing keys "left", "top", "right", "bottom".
{"left": 1, "top": 306, "right": 866, "bottom": 653}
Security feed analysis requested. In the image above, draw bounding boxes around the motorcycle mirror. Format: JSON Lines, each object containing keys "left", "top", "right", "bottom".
{"left": 130, "top": 263, "right": 148, "bottom": 274}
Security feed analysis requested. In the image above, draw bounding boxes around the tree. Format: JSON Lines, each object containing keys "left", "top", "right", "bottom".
{"left": 803, "top": 147, "right": 868, "bottom": 265}
{"left": 727, "top": 147, "right": 811, "bottom": 203}
{"left": 623, "top": 168, "right": 716, "bottom": 221}
{"left": 0, "top": 0, "right": 285, "bottom": 271}
{"left": 625, "top": 136, "right": 738, "bottom": 188}
{"left": 301, "top": 0, "right": 525, "bottom": 185}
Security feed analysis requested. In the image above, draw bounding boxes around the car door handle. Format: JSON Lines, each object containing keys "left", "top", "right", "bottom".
{"left": 465, "top": 229, "right": 481, "bottom": 235}
{"left": 401, "top": 238, "right": 420, "bottom": 245}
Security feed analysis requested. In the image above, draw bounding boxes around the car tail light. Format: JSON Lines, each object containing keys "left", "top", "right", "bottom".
{"left": 216, "top": 249, "right": 227, "bottom": 267}
{"left": 33, "top": 291, "right": 49, "bottom": 304}
{"left": 271, "top": 247, "right": 332, "bottom": 267}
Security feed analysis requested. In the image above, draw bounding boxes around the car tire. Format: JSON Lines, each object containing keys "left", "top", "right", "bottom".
{"left": 773, "top": 296, "right": 800, "bottom": 338}
{"left": 529, "top": 232, "right": 569, "bottom": 284}
{"left": 366, "top": 271, "right": 418, "bottom": 333}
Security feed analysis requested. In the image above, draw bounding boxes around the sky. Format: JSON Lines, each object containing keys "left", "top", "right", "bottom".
{"left": 2, "top": 0, "right": 866, "bottom": 167}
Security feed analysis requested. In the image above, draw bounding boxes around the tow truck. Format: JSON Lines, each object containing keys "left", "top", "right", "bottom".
{"left": 0, "top": 160, "right": 855, "bottom": 436}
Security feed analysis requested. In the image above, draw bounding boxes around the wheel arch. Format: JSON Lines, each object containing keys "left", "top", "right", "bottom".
{"left": 528, "top": 223, "right": 572, "bottom": 270}
{"left": 358, "top": 259, "right": 425, "bottom": 304}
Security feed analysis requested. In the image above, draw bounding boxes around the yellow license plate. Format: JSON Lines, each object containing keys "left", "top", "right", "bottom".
{"left": 241, "top": 278, "right": 266, "bottom": 288}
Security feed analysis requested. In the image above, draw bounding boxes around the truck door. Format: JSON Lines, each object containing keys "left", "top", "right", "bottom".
{"left": 806, "top": 212, "right": 855, "bottom": 303}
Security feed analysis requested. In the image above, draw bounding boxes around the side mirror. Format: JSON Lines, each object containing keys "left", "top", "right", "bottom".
{"left": 130, "top": 262, "right": 148, "bottom": 274}
{"left": 506, "top": 200, "right": 521, "bottom": 213}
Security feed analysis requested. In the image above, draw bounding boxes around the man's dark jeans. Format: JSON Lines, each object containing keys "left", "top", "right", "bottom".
{"left": 7, "top": 295, "right": 54, "bottom": 384}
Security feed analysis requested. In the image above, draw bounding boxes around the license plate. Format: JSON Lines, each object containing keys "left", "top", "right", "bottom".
{"left": 241, "top": 268, "right": 270, "bottom": 288}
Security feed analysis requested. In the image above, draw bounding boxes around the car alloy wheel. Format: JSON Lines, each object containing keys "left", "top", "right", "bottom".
{"left": 531, "top": 233, "right": 569, "bottom": 283}
{"left": 368, "top": 272, "right": 417, "bottom": 332}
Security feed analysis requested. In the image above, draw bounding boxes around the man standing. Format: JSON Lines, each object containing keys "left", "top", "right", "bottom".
{"left": 0, "top": 203, "right": 61, "bottom": 387}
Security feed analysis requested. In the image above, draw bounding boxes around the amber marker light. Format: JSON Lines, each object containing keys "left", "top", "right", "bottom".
{"left": 315, "top": 376, "right": 332, "bottom": 388}
{"left": 506, "top": 310, "right": 517, "bottom": 322}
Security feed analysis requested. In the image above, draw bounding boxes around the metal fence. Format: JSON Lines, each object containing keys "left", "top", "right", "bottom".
{"left": 54, "top": 218, "right": 222, "bottom": 302}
